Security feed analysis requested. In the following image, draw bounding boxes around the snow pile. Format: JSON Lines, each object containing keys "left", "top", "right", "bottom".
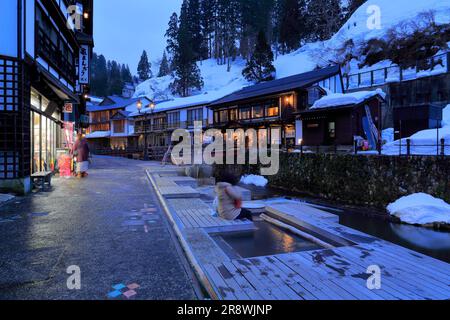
{"left": 387, "top": 193, "right": 450, "bottom": 226}
{"left": 382, "top": 128, "right": 394, "bottom": 144}
{"left": 240, "top": 175, "right": 269, "bottom": 187}
{"left": 383, "top": 104, "right": 450, "bottom": 155}
{"left": 311, "top": 89, "right": 386, "bottom": 109}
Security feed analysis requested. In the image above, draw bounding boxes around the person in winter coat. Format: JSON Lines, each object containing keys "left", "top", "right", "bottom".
{"left": 72, "top": 133, "right": 90, "bottom": 178}
{"left": 215, "top": 171, "right": 252, "bottom": 221}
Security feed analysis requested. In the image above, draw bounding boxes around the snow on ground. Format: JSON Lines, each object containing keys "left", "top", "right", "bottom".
{"left": 383, "top": 105, "right": 450, "bottom": 155}
{"left": 387, "top": 193, "right": 450, "bottom": 226}
{"left": 240, "top": 175, "right": 269, "bottom": 187}
{"left": 133, "top": 0, "right": 450, "bottom": 114}
{"left": 382, "top": 128, "right": 394, "bottom": 144}
{"left": 85, "top": 131, "right": 111, "bottom": 139}
{"left": 311, "top": 89, "right": 386, "bottom": 109}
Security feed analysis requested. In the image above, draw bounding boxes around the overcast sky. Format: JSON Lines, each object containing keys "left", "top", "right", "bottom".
{"left": 94, "top": 0, "right": 182, "bottom": 75}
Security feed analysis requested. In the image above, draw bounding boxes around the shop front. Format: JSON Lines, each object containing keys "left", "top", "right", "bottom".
{"left": 30, "top": 88, "right": 66, "bottom": 174}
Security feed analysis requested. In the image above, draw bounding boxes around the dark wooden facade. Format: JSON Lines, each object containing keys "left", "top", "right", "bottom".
{"left": 299, "top": 96, "right": 384, "bottom": 147}
{"left": 209, "top": 66, "right": 344, "bottom": 148}
{"left": 393, "top": 103, "right": 443, "bottom": 140}
{"left": 0, "top": 0, "right": 94, "bottom": 193}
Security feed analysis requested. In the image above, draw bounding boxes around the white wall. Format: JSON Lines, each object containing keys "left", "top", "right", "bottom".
{"left": 295, "top": 120, "right": 303, "bottom": 146}
{"left": 0, "top": 0, "right": 18, "bottom": 57}
{"left": 180, "top": 110, "right": 187, "bottom": 122}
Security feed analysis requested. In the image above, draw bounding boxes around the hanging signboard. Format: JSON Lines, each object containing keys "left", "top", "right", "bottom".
{"left": 63, "top": 102, "right": 73, "bottom": 114}
{"left": 79, "top": 45, "right": 90, "bottom": 84}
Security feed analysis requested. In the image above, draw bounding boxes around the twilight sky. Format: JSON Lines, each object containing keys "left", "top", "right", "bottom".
{"left": 94, "top": 0, "right": 182, "bottom": 75}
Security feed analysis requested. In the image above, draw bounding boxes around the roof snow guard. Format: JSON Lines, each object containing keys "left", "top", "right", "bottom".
{"left": 303, "top": 89, "right": 387, "bottom": 113}
{"left": 209, "top": 65, "right": 341, "bottom": 108}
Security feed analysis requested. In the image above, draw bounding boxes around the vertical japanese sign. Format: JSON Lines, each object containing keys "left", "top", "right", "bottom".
{"left": 79, "top": 45, "right": 90, "bottom": 84}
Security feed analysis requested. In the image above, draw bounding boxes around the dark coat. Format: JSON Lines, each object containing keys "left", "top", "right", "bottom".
{"left": 73, "top": 138, "right": 90, "bottom": 162}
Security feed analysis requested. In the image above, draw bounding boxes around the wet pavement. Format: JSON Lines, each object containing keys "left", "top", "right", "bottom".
{"left": 0, "top": 156, "right": 196, "bottom": 300}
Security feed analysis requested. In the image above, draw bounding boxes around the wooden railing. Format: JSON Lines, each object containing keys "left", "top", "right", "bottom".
{"left": 36, "top": 26, "right": 76, "bottom": 85}
{"left": 344, "top": 52, "right": 450, "bottom": 90}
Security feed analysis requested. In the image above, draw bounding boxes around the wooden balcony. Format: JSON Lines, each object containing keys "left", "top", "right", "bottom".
{"left": 36, "top": 26, "right": 76, "bottom": 85}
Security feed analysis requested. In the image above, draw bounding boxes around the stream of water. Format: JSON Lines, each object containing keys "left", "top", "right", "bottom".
{"left": 241, "top": 184, "right": 450, "bottom": 263}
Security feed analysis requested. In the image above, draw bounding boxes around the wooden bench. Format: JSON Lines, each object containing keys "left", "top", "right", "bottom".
{"left": 31, "top": 171, "right": 53, "bottom": 191}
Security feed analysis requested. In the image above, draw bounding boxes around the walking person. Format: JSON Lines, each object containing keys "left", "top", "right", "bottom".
{"left": 215, "top": 171, "right": 253, "bottom": 221}
{"left": 72, "top": 133, "right": 90, "bottom": 178}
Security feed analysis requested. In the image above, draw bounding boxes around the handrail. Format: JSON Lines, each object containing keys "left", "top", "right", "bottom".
{"left": 344, "top": 51, "right": 450, "bottom": 90}
{"left": 36, "top": 26, "right": 76, "bottom": 85}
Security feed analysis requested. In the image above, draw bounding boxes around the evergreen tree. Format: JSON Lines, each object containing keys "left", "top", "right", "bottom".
{"left": 277, "top": 0, "right": 307, "bottom": 53}
{"left": 215, "top": 0, "right": 240, "bottom": 68}
{"left": 137, "top": 50, "right": 152, "bottom": 81}
{"left": 108, "top": 61, "right": 124, "bottom": 95}
{"left": 200, "top": 0, "right": 216, "bottom": 59}
{"left": 239, "top": 0, "right": 275, "bottom": 59}
{"left": 345, "top": 0, "right": 367, "bottom": 19}
{"left": 96, "top": 54, "right": 109, "bottom": 96}
{"left": 121, "top": 64, "right": 133, "bottom": 83}
{"left": 242, "top": 30, "right": 276, "bottom": 83}
{"left": 165, "top": 13, "right": 179, "bottom": 57}
{"left": 170, "top": 0, "right": 204, "bottom": 96}
{"left": 186, "top": 0, "right": 204, "bottom": 60}
{"left": 158, "top": 51, "right": 171, "bottom": 77}
{"left": 307, "top": 0, "right": 343, "bottom": 41}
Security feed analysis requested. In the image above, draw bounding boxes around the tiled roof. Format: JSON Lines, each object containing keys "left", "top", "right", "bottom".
{"left": 87, "top": 96, "right": 149, "bottom": 112}
{"left": 209, "top": 65, "right": 341, "bottom": 108}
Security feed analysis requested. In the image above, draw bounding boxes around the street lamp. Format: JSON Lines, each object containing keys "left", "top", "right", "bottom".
{"left": 137, "top": 100, "right": 149, "bottom": 161}
{"left": 136, "top": 101, "right": 156, "bottom": 161}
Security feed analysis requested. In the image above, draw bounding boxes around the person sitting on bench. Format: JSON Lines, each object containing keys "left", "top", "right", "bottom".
{"left": 215, "top": 171, "right": 252, "bottom": 221}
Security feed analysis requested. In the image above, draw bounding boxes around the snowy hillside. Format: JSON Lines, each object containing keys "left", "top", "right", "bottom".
{"left": 134, "top": 0, "right": 450, "bottom": 103}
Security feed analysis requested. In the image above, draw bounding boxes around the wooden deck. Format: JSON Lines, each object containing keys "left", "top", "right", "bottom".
{"left": 147, "top": 168, "right": 450, "bottom": 300}
{"left": 203, "top": 244, "right": 450, "bottom": 300}
{"left": 203, "top": 203, "right": 450, "bottom": 300}
{"left": 168, "top": 198, "right": 253, "bottom": 230}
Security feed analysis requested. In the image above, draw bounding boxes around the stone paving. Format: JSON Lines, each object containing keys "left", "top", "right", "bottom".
{"left": 0, "top": 156, "right": 196, "bottom": 300}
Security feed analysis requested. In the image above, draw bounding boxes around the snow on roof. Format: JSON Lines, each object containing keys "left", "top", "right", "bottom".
{"left": 311, "top": 89, "right": 386, "bottom": 110}
{"left": 209, "top": 65, "right": 341, "bottom": 107}
{"left": 85, "top": 131, "right": 111, "bottom": 139}
{"left": 387, "top": 193, "right": 450, "bottom": 225}
{"left": 129, "top": 82, "right": 245, "bottom": 117}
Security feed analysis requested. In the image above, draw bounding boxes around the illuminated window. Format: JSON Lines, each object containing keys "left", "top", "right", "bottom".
{"left": 230, "top": 109, "right": 238, "bottom": 121}
{"left": 265, "top": 102, "right": 279, "bottom": 117}
{"left": 252, "top": 105, "right": 264, "bottom": 118}
{"left": 219, "top": 110, "right": 228, "bottom": 122}
{"left": 240, "top": 107, "right": 251, "bottom": 120}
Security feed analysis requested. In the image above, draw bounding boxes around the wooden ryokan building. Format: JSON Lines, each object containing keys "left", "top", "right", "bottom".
{"left": 208, "top": 65, "right": 344, "bottom": 149}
